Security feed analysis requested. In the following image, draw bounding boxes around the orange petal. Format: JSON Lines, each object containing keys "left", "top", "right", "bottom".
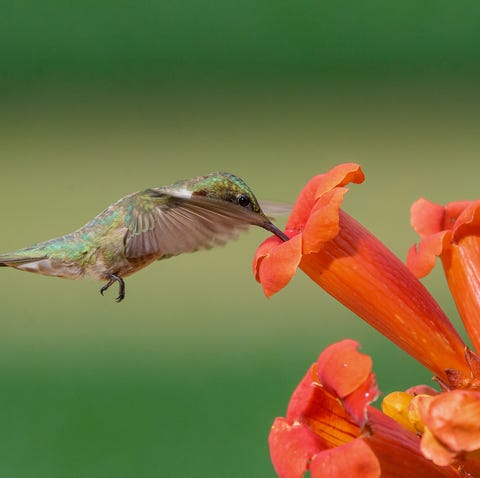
{"left": 410, "top": 198, "right": 446, "bottom": 237}
{"left": 312, "top": 163, "right": 365, "bottom": 200}
{"left": 315, "top": 340, "right": 380, "bottom": 427}
{"left": 285, "top": 175, "right": 326, "bottom": 231}
{"left": 452, "top": 200, "right": 480, "bottom": 240}
{"left": 418, "top": 391, "right": 480, "bottom": 457}
{"left": 286, "top": 365, "right": 362, "bottom": 447}
{"left": 302, "top": 187, "right": 348, "bottom": 254}
{"left": 316, "top": 339, "right": 373, "bottom": 399}
{"left": 269, "top": 417, "right": 328, "bottom": 478}
{"left": 420, "top": 427, "right": 457, "bottom": 467}
{"left": 410, "top": 198, "right": 472, "bottom": 238}
{"left": 285, "top": 163, "right": 364, "bottom": 232}
{"left": 406, "top": 231, "right": 451, "bottom": 278}
{"left": 309, "top": 439, "right": 380, "bottom": 478}
{"left": 253, "top": 234, "right": 302, "bottom": 298}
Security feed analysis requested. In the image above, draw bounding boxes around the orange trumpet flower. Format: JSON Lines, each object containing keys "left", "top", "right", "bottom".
{"left": 254, "top": 164, "right": 480, "bottom": 476}
{"left": 254, "top": 163, "right": 469, "bottom": 381}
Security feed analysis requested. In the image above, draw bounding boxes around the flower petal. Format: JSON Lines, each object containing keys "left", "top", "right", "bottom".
{"left": 285, "top": 163, "right": 365, "bottom": 232}
{"left": 418, "top": 391, "right": 480, "bottom": 459}
{"left": 315, "top": 339, "right": 372, "bottom": 398}
{"left": 314, "top": 340, "right": 380, "bottom": 427}
{"left": 269, "top": 417, "right": 327, "bottom": 478}
{"left": 286, "top": 364, "right": 362, "bottom": 447}
{"left": 309, "top": 439, "right": 380, "bottom": 478}
{"left": 410, "top": 199, "right": 472, "bottom": 238}
{"left": 452, "top": 200, "right": 480, "bottom": 240}
{"left": 420, "top": 427, "right": 457, "bottom": 467}
{"left": 344, "top": 373, "right": 380, "bottom": 429}
{"left": 406, "top": 231, "right": 451, "bottom": 278}
{"left": 302, "top": 187, "right": 348, "bottom": 254}
{"left": 312, "top": 163, "right": 365, "bottom": 200}
{"left": 253, "top": 234, "right": 302, "bottom": 298}
{"left": 410, "top": 198, "right": 446, "bottom": 237}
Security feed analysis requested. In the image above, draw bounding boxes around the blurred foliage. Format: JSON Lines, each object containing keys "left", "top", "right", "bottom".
{"left": 1, "top": 1, "right": 480, "bottom": 476}
{"left": 2, "top": 0, "right": 480, "bottom": 87}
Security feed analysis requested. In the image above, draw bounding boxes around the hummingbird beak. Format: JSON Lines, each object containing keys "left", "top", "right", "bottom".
{"left": 262, "top": 221, "right": 290, "bottom": 242}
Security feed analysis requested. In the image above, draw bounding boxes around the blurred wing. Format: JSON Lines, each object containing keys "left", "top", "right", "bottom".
{"left": 259, "top": 201, "right": 292, "bottom": 219}
{"left": 124, "top": 190, "right": 265, "bottom": 259}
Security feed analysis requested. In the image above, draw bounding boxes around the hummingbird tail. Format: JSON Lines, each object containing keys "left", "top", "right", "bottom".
{"left": 0, "top": 253, "right": 83, "bottom": 279}
{"left": 0, "top": 253, "right": 50, "bottom": 275}
{"left": 0, "top": 255, "right": 45, "bottom": 267}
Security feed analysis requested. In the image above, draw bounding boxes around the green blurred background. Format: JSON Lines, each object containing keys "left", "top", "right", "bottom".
{"left": 1, "top": 1, "right": 480, "bottom": 476}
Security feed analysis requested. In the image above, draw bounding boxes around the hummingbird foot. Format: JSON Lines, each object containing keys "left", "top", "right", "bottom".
{"left": 100, "top": 274, "right": 126, "bottom": 303}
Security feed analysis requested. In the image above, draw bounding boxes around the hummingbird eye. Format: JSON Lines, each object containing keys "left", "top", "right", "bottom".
{"left": 237, "top": 194, "right": 251, "bottom": 208}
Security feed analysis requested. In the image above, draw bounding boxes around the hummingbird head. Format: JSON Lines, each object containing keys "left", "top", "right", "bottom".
{"left": 186, "top": 172, "right": 290, "bottom": 242}
{"left": 189, "top": 172, "right": 264, "bottom": 212}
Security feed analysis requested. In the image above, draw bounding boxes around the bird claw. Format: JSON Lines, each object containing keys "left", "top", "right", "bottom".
{"left": 99, "top": 274, "right": 125, "bottom": 302}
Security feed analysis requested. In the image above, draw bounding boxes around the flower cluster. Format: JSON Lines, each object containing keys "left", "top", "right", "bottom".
{"left": 254, "top": 164, "right": 480, "bottom": 477}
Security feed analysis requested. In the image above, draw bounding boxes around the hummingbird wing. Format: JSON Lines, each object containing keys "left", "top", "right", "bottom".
{"left": 258, "top": 201, "right": 292, "bottom": 219}
{"left": 124, "top": 189, "right": 267, "bottom": 259}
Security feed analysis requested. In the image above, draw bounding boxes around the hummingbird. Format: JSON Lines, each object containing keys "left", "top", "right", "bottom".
{"left": 0, "top": 172, "right": 289, "bottom": 302}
